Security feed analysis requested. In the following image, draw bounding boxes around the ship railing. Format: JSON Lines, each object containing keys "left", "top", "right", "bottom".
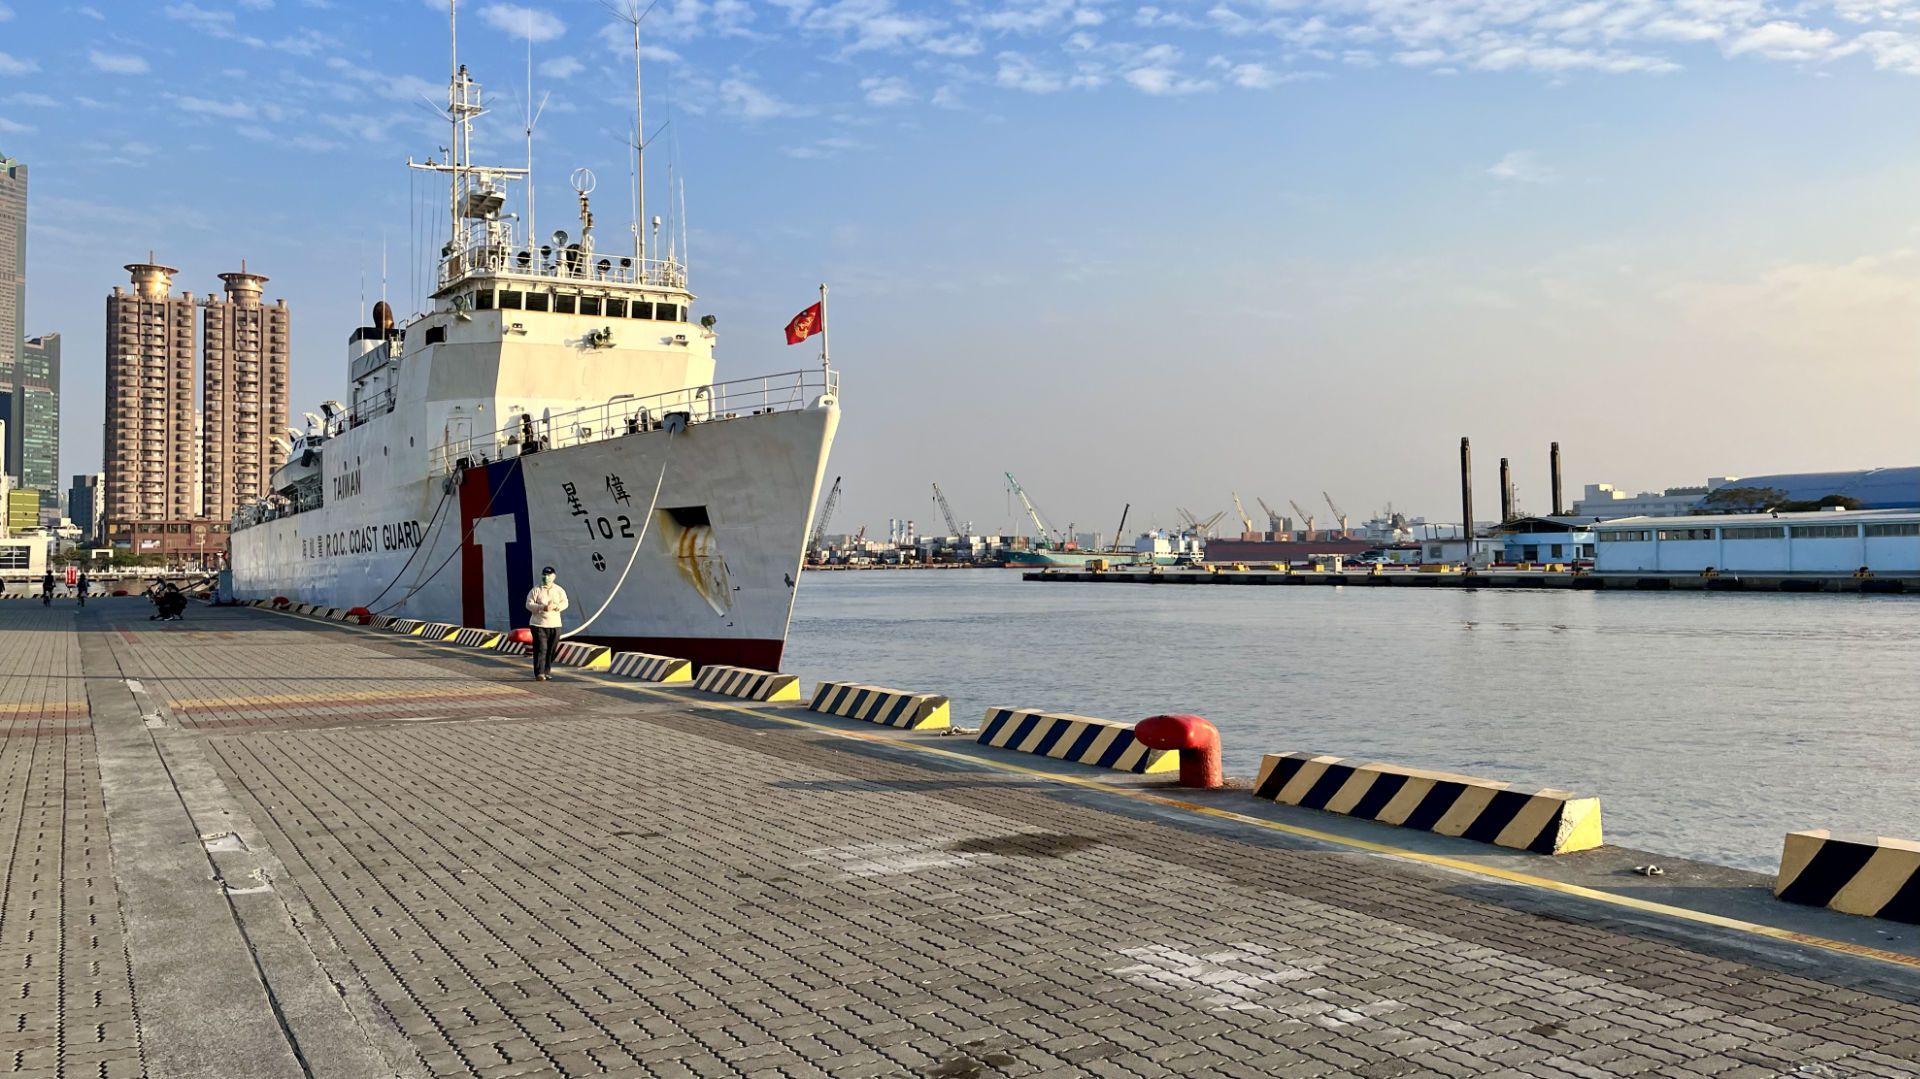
{"left": 438, "top": 244, "right": 688, "bottom": 291}
{"left": 429, "top": 367, "right": 839, "bottom": 474}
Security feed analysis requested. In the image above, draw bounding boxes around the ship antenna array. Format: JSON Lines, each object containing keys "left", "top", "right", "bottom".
{"left": 603, "top": 0, "right": 660, "bottom": 266}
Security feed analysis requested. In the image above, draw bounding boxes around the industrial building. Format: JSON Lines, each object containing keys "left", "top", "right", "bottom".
{"left": 1592, "top": 509, "right": 1920, "bottom": 575}
{"left": 1574, "top": 468, "right": 1920, "bottom": 520}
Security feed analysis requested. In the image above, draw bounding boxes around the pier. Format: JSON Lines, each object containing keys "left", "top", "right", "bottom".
{"left": 1024, "top": 565, "right": 1920, "bottom": 593}
{"left": 5, "top": 599, "right": 1920, "bottom": 1077}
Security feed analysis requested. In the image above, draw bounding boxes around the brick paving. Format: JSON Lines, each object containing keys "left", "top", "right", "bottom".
{"left": 2, "top": 599, "right": 1919, "bottom": 1077}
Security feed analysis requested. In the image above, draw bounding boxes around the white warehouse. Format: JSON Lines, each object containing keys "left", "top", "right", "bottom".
{"left": 1593, "top": 509, "right": 1920, "bottom": 575}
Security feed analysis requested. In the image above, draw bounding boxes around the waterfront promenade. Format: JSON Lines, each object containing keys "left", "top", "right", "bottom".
{"left": 4, "top": 601, "right": 1920, "bottom": 1078}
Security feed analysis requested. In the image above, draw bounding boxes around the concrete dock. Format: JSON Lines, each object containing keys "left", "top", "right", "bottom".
{"left": 5, "top": 599, "right": 1920, "bottom": 1078}
{"left": 1023, "top": 567, "right": 1920, "bottom": 593}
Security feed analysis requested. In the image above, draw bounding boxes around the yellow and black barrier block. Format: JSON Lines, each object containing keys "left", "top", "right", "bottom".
{"left": 451, "top": 627, "right": 501, "bottom": 648}
{"left": 550, "top": 641, "right": 612, "bottom": 670}
{"left": 368, "top": 614, "right": 396, "bottom": 629}
{"left": 693, "top": 664, "right": 801, "bottom": 701}
{"left": 496, "top": 635, "right": 530, "bottom": 656}
{"left": 1252, "top": 752, "right": 1603, "bottom": 855}
{"left": 607, "top": 652, "right": 692, "bottom": 682}
{"left": 808, "top": 682, "right": 950, "bottom": 729}
{"left": 976, "top": 708, "right": 1176, "bottom": 774}
{"left": 1775, "top": 830, "right": 1920, "bottom": 923}
{"left": 388, "top": 619, "right": 426, "bottom": 636}
{"left": 417, "top": 622, "right": 460, "bottom": 641}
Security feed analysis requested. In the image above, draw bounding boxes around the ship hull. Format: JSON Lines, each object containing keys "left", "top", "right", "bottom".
{"left": 230, "top": 404, "right": 837, "bottom": 670}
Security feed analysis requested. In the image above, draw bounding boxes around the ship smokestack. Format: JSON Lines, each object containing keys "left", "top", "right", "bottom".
{"left": 1499, "top": 457, "right": 1513, "bottom": 522}
{"left": 1550, "top": 441, "right": 1564, "bottom": 516}
{"left": 1460, "top": 437, "right": 1474, "bottom": 561}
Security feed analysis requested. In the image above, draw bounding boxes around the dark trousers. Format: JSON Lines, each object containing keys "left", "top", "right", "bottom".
{"left": 531, "top": 626, "right": 560, "bottom": 677}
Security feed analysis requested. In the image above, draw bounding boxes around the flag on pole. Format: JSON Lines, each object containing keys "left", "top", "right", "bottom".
{"left": 785, "top": 302, "right": 824, "bottom": 345}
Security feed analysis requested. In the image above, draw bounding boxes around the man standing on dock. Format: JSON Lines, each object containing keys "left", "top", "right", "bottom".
{"left": 525, "top": 566, "right": 568, "bottom": 681}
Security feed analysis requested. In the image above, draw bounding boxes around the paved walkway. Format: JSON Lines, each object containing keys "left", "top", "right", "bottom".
{"left": 3, "top": 599, "right": 1919, "bottom": 1078}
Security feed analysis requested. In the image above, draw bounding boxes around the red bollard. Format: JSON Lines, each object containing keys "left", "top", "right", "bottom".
{"left": 507, "top": 627, "right": 533, "bottom": 645}
{"left": 1134, "top": 714, "right": 1224, "bottom": 789}
{"left": 271, "top": 595, "right": 290, "bottom": 608}
{"left": 346, "top": 606, "right": 372, "bottom": 625}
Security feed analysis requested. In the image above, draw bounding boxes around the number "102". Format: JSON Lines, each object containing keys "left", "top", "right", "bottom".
{"left": 586, "top": 515, "right": 635, "bottom": 539}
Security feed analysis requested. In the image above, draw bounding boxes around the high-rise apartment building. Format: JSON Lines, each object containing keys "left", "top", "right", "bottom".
{"left": 15, "top": 333, "right": 60, "bottom": 502}
{"left": 105, "top": 261, "right": 199, "bottom": 527}
{"left": 69, "top": 473, "right": 104, "bottom": 545}
{"left": 202, "top": 267, "right": 289, "bottom": 521}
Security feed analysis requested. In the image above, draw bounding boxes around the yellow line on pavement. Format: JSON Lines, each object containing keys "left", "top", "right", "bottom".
{"left": 261, "top": 605, "right": 1920, "bottom": 973}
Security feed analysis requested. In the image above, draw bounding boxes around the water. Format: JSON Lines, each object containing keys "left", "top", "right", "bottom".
{"left": 783, "top": 570, "right": 1920, "bottom": 873}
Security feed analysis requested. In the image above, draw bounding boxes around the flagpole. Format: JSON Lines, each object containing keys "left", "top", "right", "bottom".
{"left": 818, "top": 282, "right": 830, "bottom": 373}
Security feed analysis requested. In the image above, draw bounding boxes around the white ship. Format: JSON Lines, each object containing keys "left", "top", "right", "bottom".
{"left": 229, "top": 12, "right": 839, "bottom": 671}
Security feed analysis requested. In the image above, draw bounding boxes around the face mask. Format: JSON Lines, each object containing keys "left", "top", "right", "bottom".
{"left": 542, "top": 574, "right": 555, "bottom": 584}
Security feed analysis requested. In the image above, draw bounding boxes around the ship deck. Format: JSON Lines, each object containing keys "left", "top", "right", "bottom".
{"left": 4, "top": 597, "right": 1919, "bottom": 1077}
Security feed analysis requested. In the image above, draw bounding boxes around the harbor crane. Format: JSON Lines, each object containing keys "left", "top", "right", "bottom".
{"left": 807, "top": 475, "right": 841, "bottom": 557}
{"left": 1231, "top": 493, "right": 1255, "bottom": 535}
{"left": 1006, "top": 472, "right": 1063, "bottom": 546}
{"left": 1287, "top": 499, "right": 1315, "bottom": 535}
{"left": 930, "top": 483, "right": 965, "bottom": 537}
{"left": 1322, "top": 492, "right": 1350, "bottom": 536}
{"left": 1178, "top": 507, "right": 1228, "bottom": 537}
{"left": 1255, "top": 497, "right": 1287, "bottom": 532}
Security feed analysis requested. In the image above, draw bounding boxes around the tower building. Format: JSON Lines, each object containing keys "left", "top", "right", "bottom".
{"left": 105, "top": 261, "right": 199, "bottom": 528}
{"left": 202, "top": 267, "right": 289, "bottom": 520}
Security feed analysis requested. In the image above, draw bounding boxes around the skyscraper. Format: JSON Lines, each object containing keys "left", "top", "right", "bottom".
{"left": 70, "top": 474, "right": 104, "bottom": 545}
{"left": 202, "top": 267, "right": 289, "bottom": 521}
{"left": 105, "top": 261, "right": 199, "bottom": 529}
{"left": 0, "top": 155, "right": 23, "bottom": 435}
{"left": 16, "top": 333, "right": 60, "bottom": 503}
{"left": 0, "top": 155, "right": 25, "bottom": 490}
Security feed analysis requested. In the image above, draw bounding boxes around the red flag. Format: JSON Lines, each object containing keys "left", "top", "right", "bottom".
{"left": 785, "top": 302, "right": 823, "bottom": 345}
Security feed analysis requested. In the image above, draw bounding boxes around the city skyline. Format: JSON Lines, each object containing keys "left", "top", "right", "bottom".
{"left": 2, "top": 0, "right": 1918, "bottom": 534}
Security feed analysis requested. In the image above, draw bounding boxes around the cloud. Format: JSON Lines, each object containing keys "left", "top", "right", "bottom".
{"left": 860, "top": 75, "right": 914, "bottom": 105}
{"left": 994, "top": 51, "right": 1104, "bottom": 91}
{"left": 1726, "top": 21, "right": 1843, "bottom": 61}
{"left": 171, "top": 95, "right": 258, "bottom": 119}
{"left": 0, "top": 117, "right": 33, "bottom": 135}
{"left": 89, "top": 50, "right": 151, "bottom": 74}
{"left": 1219, "top": 61, "right": 1311, "bottom": 88}
{"left": 479, "top": 4, "right": 565, "bottom": 42}
{"left": 76, "top": 5, "right": 104, "bottom": 17}
{"left": 1487, "top": 149, "right": 1554, "bottom": 183}
{"left": 1124, "top": 65, "right": 1215, "bottom": 94}
{"left": 784, "top": 135, "right": 865, "bottom": 158}
{"left": 717, "top": 77, "right": 810, "bottom": 119}
{"left": 3, "top": 93, "right": 58, "bottom": 107}
{"left": 239, "top": 0, "right": 274, "bottom": 8}
{"left": 0, "top": 52, "right": 38, "bottom": 76}
{"left": 538, "top": 55, "right": 583, "bottom": 79}
{"left": 0, "top": 3, "right": 12, "bottom": 21}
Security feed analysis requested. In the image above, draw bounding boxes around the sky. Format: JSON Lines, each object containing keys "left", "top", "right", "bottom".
{"left": 2, "top": 0, "right": 1918, "bottom": 537}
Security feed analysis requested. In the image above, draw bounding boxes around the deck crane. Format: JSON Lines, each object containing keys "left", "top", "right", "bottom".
{"left": 807, "top": 476, "right": 841, "bottom": 558}
{"left": 1178, "top": 507, "right": 1227, "bottom": 537}
{"left": 1255, "top": 497, "right": 1286, "bottom": 532}
{"left": 1005, "top": 472, "right": 1062, "bottom": 547}
{"left": 1231, "top": 493, "right": 1255, "bottom": 535}
{"left": 930, "top": 483, "right": 964, "bottom": 537}
{"left": 1322, "top": 491, "right": 1350, "bottom": 536}
{"left": 1288, "top": 499, "right": 1315, "bottom": 535}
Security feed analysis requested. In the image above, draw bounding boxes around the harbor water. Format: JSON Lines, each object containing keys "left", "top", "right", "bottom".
{"left": 784, "top": 570, "right": 1920, "bottom": 873}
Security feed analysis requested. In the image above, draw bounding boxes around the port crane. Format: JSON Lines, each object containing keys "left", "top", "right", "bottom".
{"left": 1287, "top": 499, "right": 1315, "bottom": 535}
{"left": 1255, "top": 497, "right": 1287, "bottom": 532}
{"left": 1006, "top": 472, "right": 1064, "bottom": 547}
{"left": 1177, "top": 507, "right": 1227, "bottom": 537}
{"left": 1322, "top": 492, "right": 1350, "bottom": 536}
{"left": 1231, "top": 493, "right": 1255, "bottom": 535}
{"left": 808, "top": 475, "right": 842, "bottom": 558}
{"left": 930, "top": 483, "right": 966, "bottom": 537}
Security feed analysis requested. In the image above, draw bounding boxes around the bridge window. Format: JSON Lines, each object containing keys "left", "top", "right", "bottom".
{"left": 580, "top": 297, "right": 601, "bottom": 316}
{"left": 555, "top": 293, "right": 577, "bottom": 315}
{"left": 525, "top": 292, "right": 550, "bottom": 313}
{"left": 474, "top": 289, "right": 494, "bottom": 310}
{"left": 498, "top": 290, "right": 523, "bottom": 309}
{"left": 658, "top": 303, "right": 681, "bottom": 322}
{"left": 604, "top": 298, "right": 627, "bottom": 318}
{"left": 629, "top": 301, "right": 654, "bottom": 320}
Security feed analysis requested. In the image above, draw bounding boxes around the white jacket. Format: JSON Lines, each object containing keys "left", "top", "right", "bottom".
{"left": 525, "top": 583, "right": 569, "bottom": 628}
